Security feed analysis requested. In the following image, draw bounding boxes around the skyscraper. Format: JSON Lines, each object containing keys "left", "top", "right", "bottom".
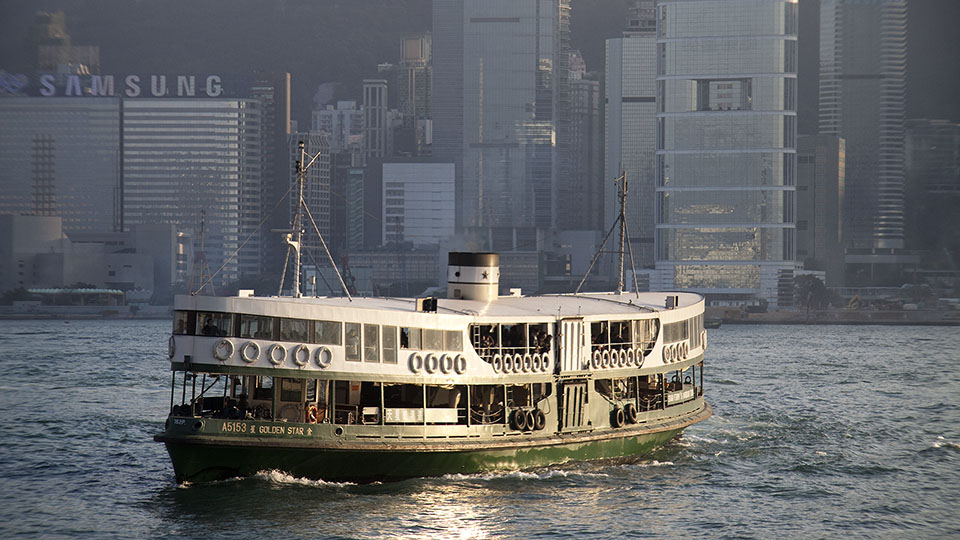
{"left": 819, "top": 0, "right": 907, "bottom": 251}
{"left": 605, "top": 0, "right": 658, "bottom": 270}
{"left": 655, "top": 0, "right": 799, "bottom": 306}
{"left": 433, "top": 0, "right": 571, "bottom": 251}
{"left": 122, "top": 99, "right": 262, "bottom": 286}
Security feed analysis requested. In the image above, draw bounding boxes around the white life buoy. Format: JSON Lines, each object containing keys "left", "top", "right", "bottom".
{"left": 241, "top": 341, "right": 260, "bottom": 363}
{"left": 682, "top": 342, "right": 689, "bottom": 360}
{"left": 602, "top": 349, "right": 611, "bottom": 369}
{"left": 635, "top": 347, "right": 645, "bottom": 368}
{"left": 532, "top": 353, "right": 543, "bottom": 372}
{"left": 454, "top": 354, "right": 467, "bottom": 375}
{"left": 440, "top": 354, "right": 454, "bottom": 374}
{"left": 626, "top": 348, "right": 636, "bottom": 367}
{"left": 618, "top": 349, "right": 627, "bottom": 367}
{"left": 315, "top": 346, "right": 332, "bottom": 368}
{"left": 503, "top": 354, "right": 514, "bottom": 373}
{"left": 424, "top": 353, "right": 439, "bottom": 374}
{"left": 293, "top": 344, "right": 310, "bottom": 367}
{"left": 168, "top": 336, "right": 176, "bottom": 359}
{"left": 492, "top": 354, "right": 503, "bottom": 373}
{"left": 541, "top": 353, "right": 552, "bottom": 373}
{"left": 592, "top": 350, "right": 603, "bottom": 370}
{"left": 268, "top": 343, "right": 286, "bottom": 366}
{"left": 522, "top": 353, "right": 533, "bottom": 373}
{"left": 213, "top": 339, "right": 234, "bottom": 362}
{"left": 663, "top": 345, "right": 671, "bottom": 363}
{"left": 409, "top": 352, "right": 424, "bottom": 373}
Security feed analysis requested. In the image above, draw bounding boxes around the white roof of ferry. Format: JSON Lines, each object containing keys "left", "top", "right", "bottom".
{"left": 179, "top": 291, "right": 702, "bottom": 320}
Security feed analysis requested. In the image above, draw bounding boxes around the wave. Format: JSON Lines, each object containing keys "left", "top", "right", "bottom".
{"left": 441, "top": 468, "right": 610, "bottom": 482}
{"left": 253, "top": 469, "right": 356, "bottom": 487}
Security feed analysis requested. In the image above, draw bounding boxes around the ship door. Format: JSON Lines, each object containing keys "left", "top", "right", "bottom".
{"left": 558, "top": 318, "right": 586, "bottom": 372}
{"left": 560, "top": 381, "right": 588, "bottom": 432}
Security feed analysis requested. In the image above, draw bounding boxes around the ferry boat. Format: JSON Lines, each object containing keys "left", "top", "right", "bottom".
{"left": 156, "top": 251, "right": 710, "bottom": 482}
{"left": 154, "top": 146, "right": 710, "bottom": 483}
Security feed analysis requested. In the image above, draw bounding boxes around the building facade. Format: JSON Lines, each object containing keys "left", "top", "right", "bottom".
{"left": 797, "top": 135, "right": 845, "bottom": 286}
{"left": 381, "top": 162, "right": 455, "bottom": 247}
{"left": 122, "top": 98, "right": 262, "bottom": 286}
{"left": 819, "top": 0, "right": 907, "bottom": 251}
{"left": 433, "top": 0, "right": 571, "bottom": 249}
{"left": 605, "top": 0, "right": 658, "bottom": 271}
{"left": 655, "top": 0, "right": 799, "bottom": 306}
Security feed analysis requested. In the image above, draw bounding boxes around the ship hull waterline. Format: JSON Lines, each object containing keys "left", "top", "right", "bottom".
{"left": 157, "top": 403, "right": 710, "bottom": 483}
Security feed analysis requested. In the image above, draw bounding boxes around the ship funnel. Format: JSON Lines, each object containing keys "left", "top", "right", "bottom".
{"left": 447, "top": 252, "right": 499, "bottom": 302}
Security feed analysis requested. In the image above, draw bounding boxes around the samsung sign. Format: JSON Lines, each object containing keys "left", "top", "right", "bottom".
{"left": 0, "top": 71, "right": 250, "bottom": 98}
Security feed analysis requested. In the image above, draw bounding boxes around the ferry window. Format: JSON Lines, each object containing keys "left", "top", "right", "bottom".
{"left": 664, "top": 321, "right": 688, "bottom": 343}
{"left": 528, "top": 323, "right": 550, "bottom": 353}
{"left": 280, "top": 318, "right": 310, "bottom": 342}
{"left": 253, "top": 376, "right": 273, "bottom": 401}
{"left": 345, "top": 323, "right": 361, "bottom": 361}
{"left": 240, "top": 314, "right": 275, "bottom": 339}
{"left": 382, "top": 326, "right": 398, "bottom": 364}
{"left": 173, "top": 311, "right": 192, "bottom": 335}
{"left": 610, "top": 321, "right": 630, "bottom": 345}
{"left": 501, "top": 324, "right": 525, "bottom": 353}
{"left": 280, "top": 378, "right": 302, "bottom": 402}
{"left": 401, "top": 327, "right": 420, "bottom": 349}
{"left": 591, "top": 321, "right": 608, "bottom": 347}
{"left": 471, "top": 324, "right": 499, "bottom": 355}
{"left": 444, "top": 330, "right": 462, "bottom": 351}
{"left": 423, "top": 329, "right": 442, "bottom": 351}
{"left": 197, "top": 312, "right": 233, "bottom": 337}
{"left": 314, "top": 320, "right": 342, "bottom": 345}
{"left": 364, "top": 324, "right": 380, "bottom": 362}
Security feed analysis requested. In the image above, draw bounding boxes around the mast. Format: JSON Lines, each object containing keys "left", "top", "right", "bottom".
{"left": 617, "top": 172, "right": 627, "bottom": 294}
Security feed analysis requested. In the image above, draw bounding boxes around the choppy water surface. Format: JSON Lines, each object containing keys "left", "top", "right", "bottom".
{"left": 0, "top": 320, "right": 957, "bottom": 539}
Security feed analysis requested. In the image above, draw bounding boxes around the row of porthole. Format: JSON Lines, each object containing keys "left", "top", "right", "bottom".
{"left": 213, "top": 339, "right": 334, "bottom": 369}
{"left": 663, "top": 341, "right": 689, "bottom": 363}
{"left": 590, "top": 348, "right": 645, "bottom": 370}
{"left": 491, "top": 352, "right": 552, "bottom": 375}
{"left": 408, "top": 352, "right": 468, "bottom": 375}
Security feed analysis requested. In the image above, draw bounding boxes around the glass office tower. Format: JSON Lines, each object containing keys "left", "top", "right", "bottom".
{"left": 433, "top": 0, "right": 570, "bottom": 250}
{"left": 0, "top": 97, "right": 121, "bottom": 234}
{"left": 122, "top": 99, "right": 261, "bottom": 286}
{"left": 655, "top": 0, "right": 799, "bottom": 306}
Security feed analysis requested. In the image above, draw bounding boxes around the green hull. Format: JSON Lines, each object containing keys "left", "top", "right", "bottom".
{"left": 157, "top": 404, "right": 710, "bottom": 483}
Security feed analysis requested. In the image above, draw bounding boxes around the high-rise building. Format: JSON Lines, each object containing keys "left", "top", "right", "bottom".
{"left": 24, "top": 11, "right": 100, "bottom": 75}
{"left": 655, "top": 0, "right": 799, "bottom": 306}
{"left": 604, "top": 0, "right": 657, "bottom": 270}
{"left": 363, "top": 79, "right": 388, "bottom": 160}
{"left": 381, "top": 162, "right": 455, "bottom": 246}
{"left": 819, "top": 0, "right": 907, "bottom": 251}
{"left": 0, "top": 97, "right": 121, "bottom": 234}
{"left": 905, "top": 119, "right": 960, "bottom": 268}
{"left": 566, "top": 53, "right": 602, "bottom": 232}
{"left": 251, "top": 72, "right": 291, "bottom": 276}
{"left": 797, "top": 135, "right": 845, "bottom": 286}
{"left": 433, "top": 0, "right": 571, "bottom": 250}
{"left": 397, "top": 34, "right": 433, "bottom": 156}
{"left": 122, "top": 99, "right": 262, "bottom": 286}
{"left": 312, "top": 101, "right": 364, "bottom": 154}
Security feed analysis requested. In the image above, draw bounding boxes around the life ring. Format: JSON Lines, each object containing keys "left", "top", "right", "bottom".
{"left": 492, "top": 354, "right": 503, "bottom": 373}
{"left": 524, "top": 410, "right": 536, "bottom": 432}
{"left": 602, "top": 349, "right": 611, "bottom": 369}
{"left": 541, "top": 354, "right": 552, "bottom": 373}
{"left": 618, "top": 349, "right": 627, "bottom": 367}
{"left": 532, "top": 353, "right": 543, "bottom": 372}
{"left": 241, "top": 341, "right": 260, "bottom": 363}
{"left": 513, "top": 354, "right": 524, "bottom": 374}
{"left": 702, "top": 330, "right": 707, "bottom": 351}
{"left": 611, "top": 407, "right": 625, "bottom": 428}
{"left": 624, "top": 402, "right": 638, "bottom": 424}
{"left": 683, "top": 342, "right": 689, "bottom": 359}
{"left": 424, "top": 353, "right": 439, "bottom": 374}
{"left": 409, "top": 352, "right": 424, "bottom": 373}
{"left": 213, "top": 339, "right": 234, "bottom": 361}
{"left": 626, "top": 348, "right": 636, "bottom": 367}
{"left": 592, "top": 350, "right": 603, "bottom": 369}
{"left": 522, "top": 354, "right": 533, "bottom": 373}
{"left": 533, "top": 409, "right": 546, "bottom": 431}
{"left": 293, "top": 344, "right": 310, "bottom": 367}
{"left": 168, "top": 336, "right": 176, "bottom": 359}
{"left": 510, "top": 409, "right": 527, "bottom": 431}
{"left": 503, "top": 354, "right": 513, "bottom": 373}
{"left": 268, "top": 343, "right": 286, "bottom": 366}
{"left": 454, "top": 354, "right": 467, "bottom": 375}
{"left": 306, "top": 403, "right": 320, "bottom": 423}
{"left": 635, "top": 347, "right": 645, "bottom": 368}
{"left": 314, "top": 346, "right": 332, "bottom": 368}
{"left": 440, "top": 354, "right": 455, "bottom": 374}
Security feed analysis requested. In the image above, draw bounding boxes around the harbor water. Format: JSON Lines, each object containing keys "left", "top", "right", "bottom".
{"left": 0, "top": 319, "right": 957, "bottom": 539}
